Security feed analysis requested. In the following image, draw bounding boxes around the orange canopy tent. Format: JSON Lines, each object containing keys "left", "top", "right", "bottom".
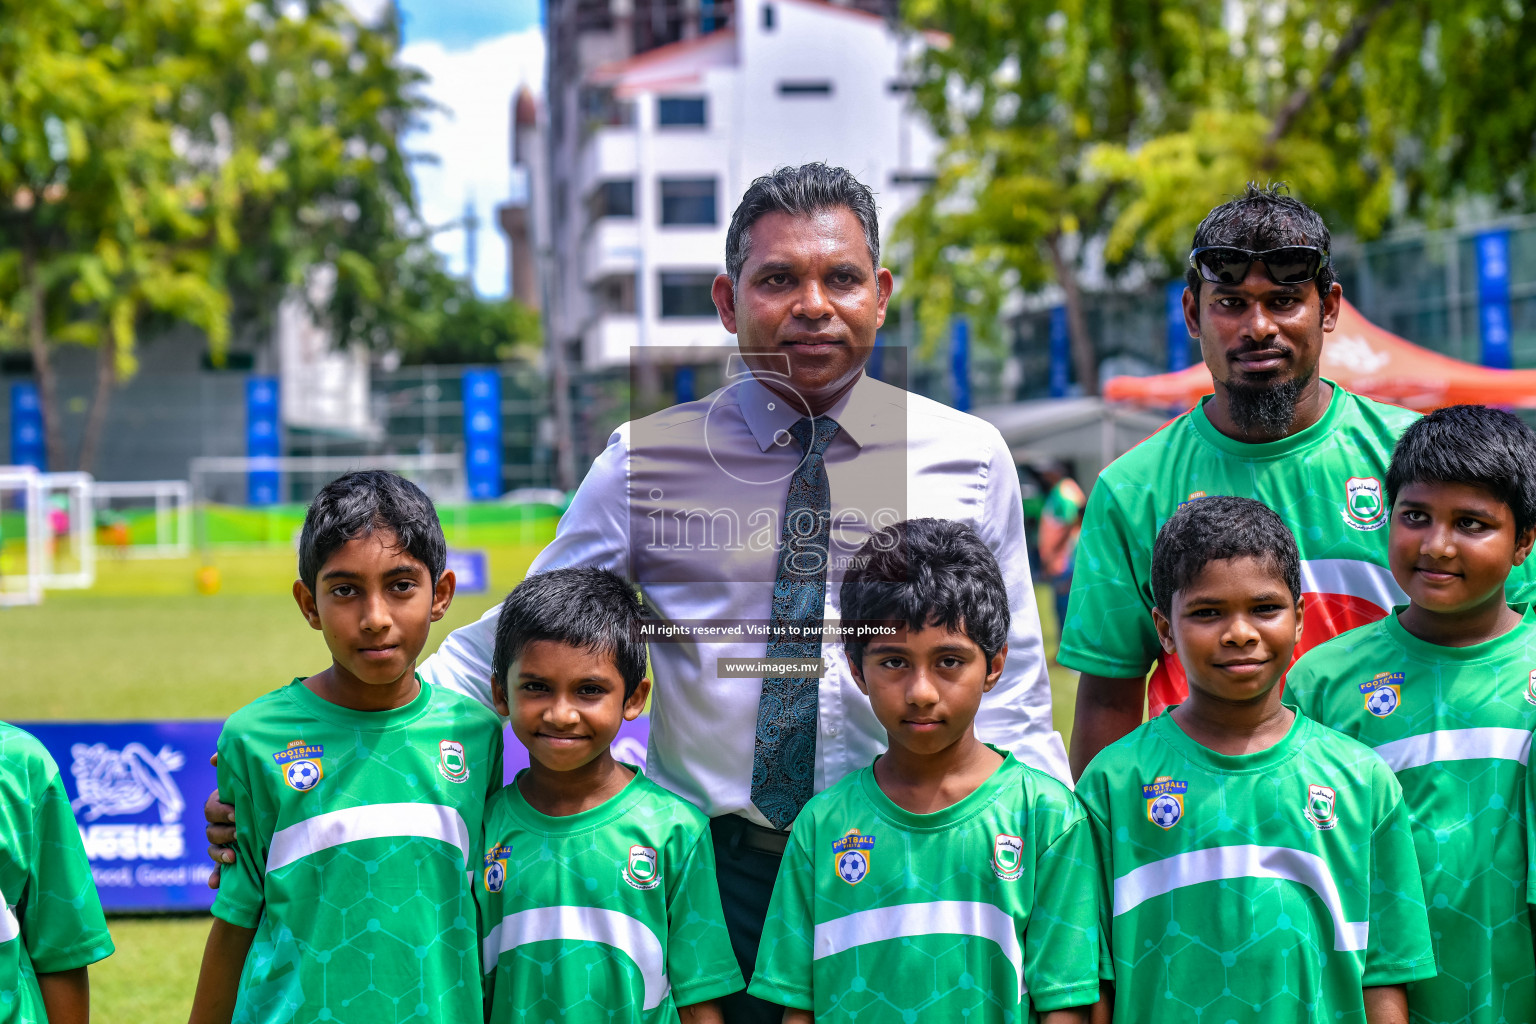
{"left": 1104, "top": 298, "right": 1536, "bottom": 411}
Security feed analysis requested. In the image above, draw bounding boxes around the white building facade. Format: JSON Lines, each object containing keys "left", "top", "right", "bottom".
{"left": 532, "top": 0, "right": 940, "bottom": 370}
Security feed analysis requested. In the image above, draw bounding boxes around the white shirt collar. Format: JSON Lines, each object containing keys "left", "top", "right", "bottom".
{"left": 736, "top": 370, "right": 888, "bottom": 452}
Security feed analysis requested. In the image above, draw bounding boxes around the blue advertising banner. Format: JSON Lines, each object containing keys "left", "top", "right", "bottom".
{"left": 1476, "top": 230, "right": 1513, "bottom": 370}
{"left": 246, "top": 377, "right": 280, "bottom": 506}
{"left": 9, "top": 382, "right": 44, "bottom": 470}
{"left": 1049, "top": 306, "right": 1070, "bottom": 397}
{"left": 16, "top": 721, "right": 220, "bottom": 912}
{"left": 462, "top": 369, "right": 502, "bottom": 501}
{"left": 447, "top": 549, "right": 489, "bottom": 594}
{"left": 949, "top": 316, "right": 971, "bottom": 412}
{"left": 1167, "top": 280, "right": 1191, "bottom": 372}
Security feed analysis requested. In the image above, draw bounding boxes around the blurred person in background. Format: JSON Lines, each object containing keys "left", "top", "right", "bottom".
{"left": 1035, "top": 460, "right": 1085, "bottom": 637}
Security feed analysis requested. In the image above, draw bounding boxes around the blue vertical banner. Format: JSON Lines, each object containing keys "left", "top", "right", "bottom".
{"left": 245, "top": 377, "right": 279, "bottom": 505}
{"left": 1477, "top": 230, "right": 1513, "bottom": 369}
{"left": 1048, "top": 306, "right": 1070, "bottom": 397}
{"left": 1166, "top": 280, "right": 1191, "bottom": 372}
{"left": 950, "top": 316, "right": 971, "bottom": 411}
{"left": 674, "top": 365, "right": 696, "bottom": 404}
{"left": 9, "top": 382, "right": 44, "bottom": 469}
{"left": 463, "top": 369, "right": 502, "bottom": 501}
{"left": 867, "top": 331, "right": 885, "bottom": 383}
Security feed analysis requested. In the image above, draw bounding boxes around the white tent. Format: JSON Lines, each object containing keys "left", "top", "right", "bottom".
{"left": 973, "top": 397, "right": 1170, "bottom": 487}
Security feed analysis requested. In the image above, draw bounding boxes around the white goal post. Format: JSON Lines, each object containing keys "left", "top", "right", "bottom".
{"left": 38, "top": 471, "right": 96, "bottom": 589}
{"left": 91, "top": 479, "right": 193, "bottom": 559}
{"left": 0, "top": 465, "right": 46, "bottom": 606}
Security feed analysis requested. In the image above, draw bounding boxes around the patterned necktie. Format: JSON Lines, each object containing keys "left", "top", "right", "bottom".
{"left": 751, "top": 414, "right": 841, "bottom": 830}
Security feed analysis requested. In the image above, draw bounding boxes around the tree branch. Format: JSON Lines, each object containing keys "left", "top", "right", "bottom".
{"left": 1264, "top": 0, "right": 1399, "bottom": 149}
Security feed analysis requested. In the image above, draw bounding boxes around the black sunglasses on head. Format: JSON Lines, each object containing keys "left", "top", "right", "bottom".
{"left": 1188, "top": 245, "right": 1330, "bottom": 286}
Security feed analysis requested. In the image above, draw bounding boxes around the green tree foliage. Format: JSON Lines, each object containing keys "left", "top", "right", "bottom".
{"left": 900, "top": 1, "right": 1536, "bottom": 393}
{"left": 388, "top": 238, "right": 540, "bottom": 366}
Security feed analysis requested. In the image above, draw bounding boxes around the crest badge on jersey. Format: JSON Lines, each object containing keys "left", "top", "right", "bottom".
{"left": 624, "top": 845, "right": 660, "bottom": 890}
{"left": 992, "top": 834, "right": 1024, "bottom": 880}
{"left": 437, "top": 740, "right": 470, "bottom": 783}
{"left": 1305, "top": 784, "right": 1338, "bottom": 829}
{"left": 1142, "top": 776, "right": 1188, "bottom": 829}
{"left": 1359, "top": 672, "right": 1404, "bottom": 717}
{"left": 271, "top": 740, "right": 324, "bottom": 791}
{"left": 832, "top": 829, "right": 876, "bottom": 885}
{"left": 483, "top": 843, "right": 512, "bottom": 893}
{"left": 1525, "top": 669, "right": 1536, "bottom": 706}
{"left": 1342, "top": 476, "right": 1387, "bottom": 531}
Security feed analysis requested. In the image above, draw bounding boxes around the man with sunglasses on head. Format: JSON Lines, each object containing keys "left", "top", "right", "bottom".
{"left": 1060, "top": 183, "right": 1536, "bottom": 778}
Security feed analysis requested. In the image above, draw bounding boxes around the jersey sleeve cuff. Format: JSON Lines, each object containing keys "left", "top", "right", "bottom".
{"left": 671, "top": 969, "right": 746, "bottom": 1008}
{"left": 1054, "top": 644, "right": 1148, "bottom": 679}
{"left": 211, "top": 894, "right": 261, "bottom": 930}
{"left": 745, "top": 976, "right": 812, "bottom": 1011}
{"left": 1030, "top": 981, "right": 1102, "bottom": 1012}
{"left": 27, "top": 933, "right": 116, "bottom": 974}
{"left": 1361, "top": 954, "right": 1437, "bottom": 988}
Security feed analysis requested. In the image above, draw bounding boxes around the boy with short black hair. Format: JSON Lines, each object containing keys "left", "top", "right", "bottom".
{"left": 479, "top": 566, "right": 743, "bottom": 1024}
{"left": 1078, "top": 495, "right": 1435, "bottom": 1024}
{"left": 0, "top": 722, "right": 114, "bottom": 1024}
{"left": 749, "top": 518, "right": 1100, "bottom": 1024}
{"left": 1288, "top": 404, "right": 1536, "bottom": 1023}
{"left": 189, "top": 470, "right": 504, "bottom": 1024}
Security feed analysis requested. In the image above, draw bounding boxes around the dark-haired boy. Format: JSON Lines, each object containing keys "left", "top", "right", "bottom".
{"left": 1288, "top": 405, "right": 1536, "bottom": 1024}
{"left": 1078, "top": 495, "right": 1435, "bottom": 1024}
{"left": 749, "top": 518, "right": 1099, "bottom": 1024}
{"left": 478, "top": 567, "right": 743, "bottom": 1024}
{"left": 189, "top": 471, "right": 504, "bottom": 1024}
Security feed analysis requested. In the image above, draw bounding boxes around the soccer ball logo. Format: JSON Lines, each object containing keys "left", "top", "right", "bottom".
{"left": 1366, "top": 686, "right": 1398, "bottom": 717}
{"left": 484, "top": 860, "right": 505, "bottom": 893}
{"left": 1149, "top": 794, "right": 1182, "bottom": 829}
{"left": 284, "top": 759, "right": 321, "bottom": 792}
{"left": 836, "top": 850, "right": 868, "bottom": 885}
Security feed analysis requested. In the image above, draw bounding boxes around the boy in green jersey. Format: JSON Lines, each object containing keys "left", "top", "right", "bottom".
{"left": 750, "top": 518, "right": 1101, "bottom": 1024}
{"left": 1287, "top": 405, "right": 1536, "bottom": 1024}
{"left": 189, "top": 472, "right": 504, "bottom": 1024}
{"left": 478, "top": 567, "right": 743, "bottom": 1023}
{"left": 1078, "top": 496, "right": 1435, "bottom": 1024}
{"left": 0, "top": 722, "right": 114, "bottom": 1024}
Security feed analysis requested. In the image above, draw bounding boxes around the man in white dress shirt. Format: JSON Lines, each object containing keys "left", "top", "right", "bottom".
{"left": 205, "top": 163, "right": 1065, "bottom": 1022}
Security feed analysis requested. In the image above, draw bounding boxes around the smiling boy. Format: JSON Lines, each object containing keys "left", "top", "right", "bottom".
{"left": 1077, "top": 495, "right": 1435, "bottom": 1024}
{"left": 1288, "top": 405, "right": 1536, "bottom": 1024}
{"left": 749, "top": 519, "right": 1100, "bottom": 1024}
{"left": 478, "top": 567, "right": 743, "bottom": 1024}
{"left": 188, "top": 471, "right": 503, "bottom": 1024}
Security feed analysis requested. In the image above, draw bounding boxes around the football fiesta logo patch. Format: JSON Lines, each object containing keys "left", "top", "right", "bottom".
{"left": 992, "top": 834, "right": 1024, "bottom": 881}
{"left": 272, "top": 740, "right": 324, "bottom": 792}
{"left": 1342, "top": 476, "right": 1387, "bottom": 531}
{"left": 1305, "top": 784, "right": 1338, "bottom": 830}
{"left": 1360, "top": 672, "right": 1403, "bottom": 717}
{"left": 1525, "top": 670, "right": 1536, "bottom": 707}
{"left": 1143, "top": 776, "right": 1187, "bottom": 830}
{"left": 832, "top": 829, "right": 875, "bottom": 886}
{"left": 483, "top": 844, "right": 512, "bottom": 893}
{"left": 624, "top": 845, "right": 660, "bottom": 890}
{"left": 437, "top": 740, "right": 469, "bottom": 783}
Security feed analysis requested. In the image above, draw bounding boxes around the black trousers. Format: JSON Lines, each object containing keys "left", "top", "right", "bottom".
{"left": 711, "top": 815, "right": 790, "bottom": 1024}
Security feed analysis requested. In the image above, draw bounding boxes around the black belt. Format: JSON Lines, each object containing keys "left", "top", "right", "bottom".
{"left": 713, "top": 812, "right": 790, "bottom": 856}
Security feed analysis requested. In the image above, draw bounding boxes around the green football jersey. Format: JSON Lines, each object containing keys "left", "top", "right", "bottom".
{"left": 749, "top": 751, "right": 1101, "bottom": 1022}
{"left": 1078, "top": 710, "right": 1436, "bottom": 1024}
{"left": 1288, "top": 606, "right": 1536, "bottom": 1024}
{"left": 477, "top": 768, "right": 743, "bottom": 1023}
{"left": 213, "top": 678, "right": 503, "bottom": 1024}
{"left": 1059, "top": 385, "right": 1497, "bottom": 715}
{"left": 0, "top": 723, "right": 114, "bottom": 1024}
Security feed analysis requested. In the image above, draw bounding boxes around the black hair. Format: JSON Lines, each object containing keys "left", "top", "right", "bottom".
{"left": 1386, "top": 405, "right": 1536, "bottom": 535}
{"left": 491, "top": 567, "right": 648, "bottom": 701}
{"left": 725, "top": 162, "right": 880, "bottom": 286}
{"left": 1185, "top": 182, "right": 1336, "bottom": 300}
{"left": 1151, "top": 495, "right": 1302, "bottom": 614}
{"left": 297, "top": 470, "right": 447, "bottom": 592}
{"left": 839, "top": 518, "right": 1008, "bottom": 671}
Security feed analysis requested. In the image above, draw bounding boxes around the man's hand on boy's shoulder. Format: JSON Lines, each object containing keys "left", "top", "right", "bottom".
{"left": 204, "top": 752, "right": 236, "bottom": 889}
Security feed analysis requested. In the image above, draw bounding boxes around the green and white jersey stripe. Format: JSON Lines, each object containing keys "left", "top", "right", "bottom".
{"left": 212, "top": 678, "right": 503, "bottom": 1024}
{"left": 476, "top": 769, "right": 743, "bottom": 1023}
{"left": 1289, "top": 606, "right": 1536, "bottom": 1024}
{"left": 0, "top": 723, "right": 114, "bottom": 1024}
{"left": 749, "top": 751, "right": 1100, "bottom": 1022}
{"left": 1078, "top": 711, "right": 1435, "bottom": 1024}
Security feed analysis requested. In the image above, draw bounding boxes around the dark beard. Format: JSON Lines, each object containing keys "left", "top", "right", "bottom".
{"left": 1224, "top": 376, "right": 1303, "bottom": 438}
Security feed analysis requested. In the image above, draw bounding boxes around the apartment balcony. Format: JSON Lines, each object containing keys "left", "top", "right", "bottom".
{"left": 582, "top": 218, "right": 641, "bottom": 285}
{"left": 578, "top": 125, "right": 638, "bottom": 187}
{"left": 582, "top": 314, "right": 640, "bottom": 369}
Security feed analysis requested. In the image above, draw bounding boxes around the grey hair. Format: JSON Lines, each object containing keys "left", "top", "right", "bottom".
{"left": 724, "top": 163, "right": 881, "bottom": 285}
